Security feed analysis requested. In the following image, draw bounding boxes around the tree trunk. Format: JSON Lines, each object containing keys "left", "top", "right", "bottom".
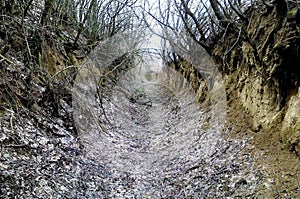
{"left": 208, "top": 0, "right": 228, "bottom": 27}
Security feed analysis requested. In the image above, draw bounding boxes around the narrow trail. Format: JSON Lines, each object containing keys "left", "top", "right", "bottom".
{"left": 74, "top": 65, "right": 259, "bottom": 197}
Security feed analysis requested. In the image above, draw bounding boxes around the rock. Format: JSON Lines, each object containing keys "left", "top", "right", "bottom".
{"left": 235, "top": 178, "right": 248, "bottom": 188}
{"left": 252, "top": 120, "right": 262, "bottom": 132}
{"left": 0, "top": 39, "right": 5, "bottom": 47}
{"left": 288, "top": 131, "right": 300, "bottom": 156}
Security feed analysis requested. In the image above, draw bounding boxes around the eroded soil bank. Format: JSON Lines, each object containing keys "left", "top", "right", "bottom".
{"left": 171, "top": 1, "right": 300, "bottom": 197}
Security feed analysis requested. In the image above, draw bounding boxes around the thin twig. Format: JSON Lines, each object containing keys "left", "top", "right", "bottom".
{"left": 51, "top": 65, "right": 79, "bottom": 79}
{"left": 225, "top": 27, "right": 242, "bottom": 56}
{"left": 0, "top": 54, "right": 14, "bottom": 65}
{"left": 24, "top": 28, "right": 32, "bottom": 57}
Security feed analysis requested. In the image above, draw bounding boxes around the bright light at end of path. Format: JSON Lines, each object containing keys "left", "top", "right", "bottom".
{"left": 141, "top": 28, "right": 164, "bottom": 72}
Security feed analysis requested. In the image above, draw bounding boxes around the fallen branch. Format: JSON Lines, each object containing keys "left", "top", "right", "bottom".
{"left": 50, "top": 65, "right": 79, "bottom": 80}
{"left": 0, "top": 54, "right": 14, "bottom": 65}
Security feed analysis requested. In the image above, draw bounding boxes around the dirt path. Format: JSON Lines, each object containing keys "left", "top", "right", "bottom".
{"left": 2, "top": 63, "right": 298, "bottom": 197}
{"left": 76, "top": 66, "right": 262, "bottom": 197}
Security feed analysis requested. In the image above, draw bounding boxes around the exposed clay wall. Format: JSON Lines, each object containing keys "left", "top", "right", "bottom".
{"left": 215, "top": 4, "right": 300, "bottom": 154}
{"left": 173, "top": 3, "right": 300, "bottom": 155}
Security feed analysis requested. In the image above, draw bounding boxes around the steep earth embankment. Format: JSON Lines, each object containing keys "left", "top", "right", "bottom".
{"left": 174, "top": 2, "right": 300, "bottom": 196}
{"left": 213, "top": 3, "right": 300, "bottom": 143}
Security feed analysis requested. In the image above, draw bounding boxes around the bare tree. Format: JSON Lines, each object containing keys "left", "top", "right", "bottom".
{"left": 142, "top": 0, "right": 262, "bottom": 69}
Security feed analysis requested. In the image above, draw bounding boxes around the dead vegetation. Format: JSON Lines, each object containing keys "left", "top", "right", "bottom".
{"left": 0, "top": 0, "right": 141, "bottom": 197}
{"left": 1, "top": 0, "right": 300, "bottom": 197}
